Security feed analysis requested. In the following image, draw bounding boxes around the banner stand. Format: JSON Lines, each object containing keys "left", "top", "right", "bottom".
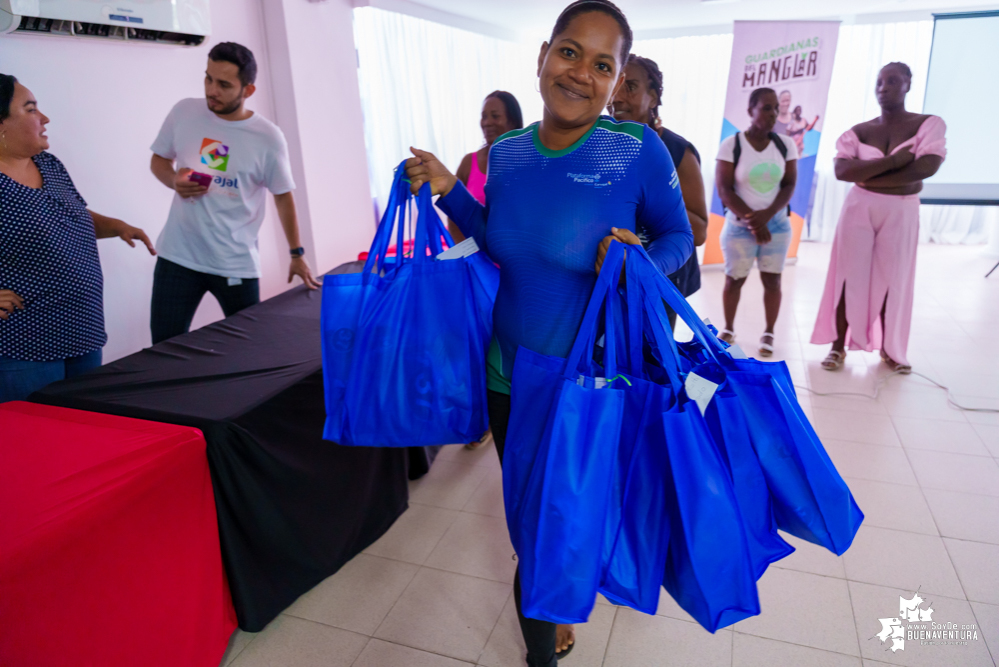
{"left": 704, "top": 20, "right": 840, "bottom": 267}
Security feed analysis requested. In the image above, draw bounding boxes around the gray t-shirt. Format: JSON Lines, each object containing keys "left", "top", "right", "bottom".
{"left": 151, "top": 98, "right": 295, "bottom": 278}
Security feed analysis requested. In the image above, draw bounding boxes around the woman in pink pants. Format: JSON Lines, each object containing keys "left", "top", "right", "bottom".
{"left": 812, "top": 62, "right": 946, "bottom": 372}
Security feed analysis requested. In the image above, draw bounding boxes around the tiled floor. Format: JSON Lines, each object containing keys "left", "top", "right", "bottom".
{"left": 219, "top": 242, "right": 999, "bottom": 667}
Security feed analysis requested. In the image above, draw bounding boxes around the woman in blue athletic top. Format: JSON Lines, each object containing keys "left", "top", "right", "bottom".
{"left": 407, "top": 2, "right": 692, "bottom": 665}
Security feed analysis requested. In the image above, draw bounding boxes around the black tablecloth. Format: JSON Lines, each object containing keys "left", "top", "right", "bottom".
{"left": 31, "top": 261, "right": 438, "bottom": 631}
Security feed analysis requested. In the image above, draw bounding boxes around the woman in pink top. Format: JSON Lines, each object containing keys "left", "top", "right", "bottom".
{"left": 811, "top": 63, "right": 946, "bottom": 372}
{"left": 449, "top": 91, "right": 523, "bottom": 450}
{"left": 447, "top": 91, "right": 524, "bottom": 241}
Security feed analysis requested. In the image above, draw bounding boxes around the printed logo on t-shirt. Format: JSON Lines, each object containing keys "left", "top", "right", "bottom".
{"left": 669, "top": 169, "right": 679, "bottom": 189}
{"left": 200, "top": 138, "right": 230, "bottom": 172}
{"left": 567, "top": 172, "right": 612, "bottom": 187}
{"left": 747, "top": 162, "right": 780, "bottom": 194}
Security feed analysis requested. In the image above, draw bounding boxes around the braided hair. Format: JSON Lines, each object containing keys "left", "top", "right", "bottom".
{"left": 0, "top": 74, "right": 17, "bottom": 123}
{"left": 882, "top": 61, "right": 912, "bottom": 81}
{"left": 550, "top": 0, "right": 633, "bottom": 63}
{"left": 627, "top": 54, "right": 663, "bottom": 126}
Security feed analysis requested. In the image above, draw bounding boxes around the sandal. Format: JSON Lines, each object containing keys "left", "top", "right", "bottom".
{"left": 556, "top": 642, "right": 575, "bottom": 661}
{"left": 821, "top": 350, "right": 846, "bottom": 371}
{"left": 718, "top": 329, "right": 736, "bottom": 344}
{"left": 880, "top": 350, "right": 912, "bottom": 374}
{"left": 759, "top": 333, "right": 774, "bottom": 358}
{"left": 464, "top": 430, "right": 493, "bottom": 451}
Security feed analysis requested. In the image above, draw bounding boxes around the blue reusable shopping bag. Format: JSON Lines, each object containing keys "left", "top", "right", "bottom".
{"left": 321, "top": 163, "right": 498, "bottom": 448}
{"left": 623, "top": 252, "right": 760, "bottom": 632}
{"left": 647, "top": 261, "right": 864, "bottom": 556}
{"left": 597, "top": 250, "right": 678, "bottom": 615}
{"left": 504, "top": 242, "right": 630, "bottom": 624}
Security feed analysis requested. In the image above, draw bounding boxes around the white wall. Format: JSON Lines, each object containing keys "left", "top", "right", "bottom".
{"left": 0, "top": 0, "right": 373, "bottom": 362}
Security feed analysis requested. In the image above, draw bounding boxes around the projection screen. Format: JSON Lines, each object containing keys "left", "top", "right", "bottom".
{"left": 921, "top": 11, "right": 999, "bottom": 205}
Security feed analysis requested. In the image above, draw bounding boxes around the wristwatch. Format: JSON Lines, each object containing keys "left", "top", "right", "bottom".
{"left": 290, "top": 247, "right": 305, "bottom": 258}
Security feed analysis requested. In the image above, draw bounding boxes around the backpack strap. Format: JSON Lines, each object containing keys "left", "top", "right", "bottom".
{"left": 769, "top": 132, "right": 788, "bottom": 160}
{"left": 732, "top": 132, "right": 741, "bottom": 170}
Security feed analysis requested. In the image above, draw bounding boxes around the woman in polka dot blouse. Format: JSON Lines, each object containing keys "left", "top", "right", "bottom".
{"left": 0, "top": 74, "right": 156, "bottom": 403}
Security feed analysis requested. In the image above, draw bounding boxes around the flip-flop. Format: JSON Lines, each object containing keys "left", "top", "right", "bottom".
{"left": 821, "top": 350, "right": 846, "bottom": 371}
{"left": 556, "top": 641, "right": 575, "bottom": 661}
{"left": 880, "top": 350, "right": 912, "bottom": 374}
{"left": 718, "top": 328, "right": 736, "bottom": 344}
{"left": 759, "top": 333, "right": 774, "bottom": 358}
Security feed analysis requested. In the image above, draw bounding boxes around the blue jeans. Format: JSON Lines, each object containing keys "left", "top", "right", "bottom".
{"left": 0, "top": 349, "right": 102, "bottom": 403}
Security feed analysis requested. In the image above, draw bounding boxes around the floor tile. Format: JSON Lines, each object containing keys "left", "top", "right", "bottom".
{"left": 732, "top": 632, "right": 862, "bottom": 667}
{"left": 219, "top": 629, "right": 256, "bottom": 667}
{"left": 822, "top": 440, "right": 919, "bottom": 487}
{"left": 374, "top": 567, "right": 509, "bottom": 662}
{"left": 969, "top": 602, "right": 999, "bottom": 666}
{"left": 228, "top": 615, "right": 367, "bottom": 667}
{"left": 923, "top": 489, "right": 999, "bottom": 545}
{"left": 810, "top": 408, "right": 902, "bottom": 447}
{"left": 352, "top": 639, "right": 475, "bottom": 667}
{"left": 891, "top": 417, "right": 990, "bottom": 456}
{"left": 971, "top": 423, "right": 999, "bottom": 458}
{"left": 409, "top": 460, "right": 489, "bottom": 511}
{"left": 879, "top": 389, "right": 969, "bottom": 424}
{"left": 943, "top": 539, "right": 999, "bottom": 605}
{"left": 603, "top": 609, "right": 732, "bottom": 667}
{"left": 848, "top": 580, "right": 993, "bottom": 666}
{"left": 842, "top": 526, "right": 964, "bottom": 599}
{"left": 476, "top": 592, "right": 525, "bottom": 667}
{"left": 844, "top": 478, "right": 938, "bottom": 536}
{"left": 363, "top": 504, "right": 460, "bottom": 565}
{"left": 433, "top": 439, "right": 500, "bottom": 469}
{"left": 771, "top": 533, "right": 848, "bottom": 579}
{"left": 283, "top": 554, "right": 418, "bottom": 635}
{"left": 906, "top": 450, "right": 999, "bottom": 497}
{"left": 806, "top": 392, "right": 889, "bottom": 416}
{"left": 425, "top": 512, "right": 517, "bottom": 584}
{"left": 462, "top": 471, "right": 505, "bottom": 519}
{"left": 731, "top": 567, "right": 860, "bottom": 656}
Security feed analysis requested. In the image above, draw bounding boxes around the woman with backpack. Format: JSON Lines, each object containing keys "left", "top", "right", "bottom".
{"left": 715, "top": 87, "right": 798, "bottom": 356}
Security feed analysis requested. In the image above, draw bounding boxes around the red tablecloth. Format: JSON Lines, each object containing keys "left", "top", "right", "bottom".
{"left": 0, "top": 402, "right": 236, "bottom": 667}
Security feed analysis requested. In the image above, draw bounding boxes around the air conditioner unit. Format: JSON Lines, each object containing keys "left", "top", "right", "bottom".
{"left": 0, "top": 0, "right": 210, "bottom": 45}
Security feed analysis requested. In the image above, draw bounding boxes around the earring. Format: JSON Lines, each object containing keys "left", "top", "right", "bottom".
{"left": 534, "top": 77, "right": 541, "bottom": 94}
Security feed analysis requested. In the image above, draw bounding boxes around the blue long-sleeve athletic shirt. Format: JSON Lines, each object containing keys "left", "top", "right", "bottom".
{"left": 436, "top": 117, "right": 693, "bottom": 391}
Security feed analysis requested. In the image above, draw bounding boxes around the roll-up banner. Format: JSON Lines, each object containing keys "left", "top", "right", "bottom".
{"left": 704, "top": 21, "right": 840, "bottom": 266}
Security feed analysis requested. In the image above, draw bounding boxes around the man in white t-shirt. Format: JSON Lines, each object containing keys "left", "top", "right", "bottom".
{"left": 149, "top": 42, "right": 320, "bottom": 344}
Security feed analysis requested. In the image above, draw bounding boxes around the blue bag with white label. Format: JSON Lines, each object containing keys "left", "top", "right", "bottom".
{"left": 321, "top": 162, "right": 498, "bottom": 447}
{"left": 620, "top": 249, "right": 760, "bottom": 632}
{"left": 645, "top": 261, "right": 863, "bottom": 556}
{"left": 504, "top": 242, "right": 630, "bottom": 624}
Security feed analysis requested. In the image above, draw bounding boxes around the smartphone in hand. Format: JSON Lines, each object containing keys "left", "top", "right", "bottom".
{"left": 188, "top": 172, "right": 213, "bottom": 188}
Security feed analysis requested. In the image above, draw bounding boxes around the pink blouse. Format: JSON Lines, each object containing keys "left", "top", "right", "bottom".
{"left": 835, "top": 115, "right": 947, "bottom": 161}
{"left": 467, "top": 152, "right": 487, "bottom": 205}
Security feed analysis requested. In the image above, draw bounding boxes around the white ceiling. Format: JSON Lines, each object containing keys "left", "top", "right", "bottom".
{"left": 360, "top": 0, "right": 999, "bottom": 40}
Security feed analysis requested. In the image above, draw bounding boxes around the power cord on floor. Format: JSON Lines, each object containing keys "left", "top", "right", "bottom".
{"left": 793, "top": 370, "right": 999, "bottom": 413}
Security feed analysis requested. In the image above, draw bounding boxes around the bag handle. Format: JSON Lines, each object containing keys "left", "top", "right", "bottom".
{"left": 363, "top": 162, "right": 410, "bottom": 275}
{"left": 632, "top": 246, "right": 729, "bottom": 363}
{"left": 562, "top": 241, "right": 626, "bottom": 381}
{"left": 412, "top": 182, "right": 454, "bottom": 262}
{"left": 626, "top": 247, "right": 684, "bottom": 394}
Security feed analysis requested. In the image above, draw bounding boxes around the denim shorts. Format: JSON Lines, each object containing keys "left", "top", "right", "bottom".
{"left": 720, "top": 211, "right": 792, "bottom": 279}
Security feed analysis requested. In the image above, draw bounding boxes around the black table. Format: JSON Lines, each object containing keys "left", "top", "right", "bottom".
{"left": 31, "top": 262, "right": 438, "bottom": 631}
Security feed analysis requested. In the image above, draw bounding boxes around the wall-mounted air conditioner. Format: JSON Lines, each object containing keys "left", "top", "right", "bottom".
{"left": 0, "top": 0, "right": 210, "bottom": 45}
